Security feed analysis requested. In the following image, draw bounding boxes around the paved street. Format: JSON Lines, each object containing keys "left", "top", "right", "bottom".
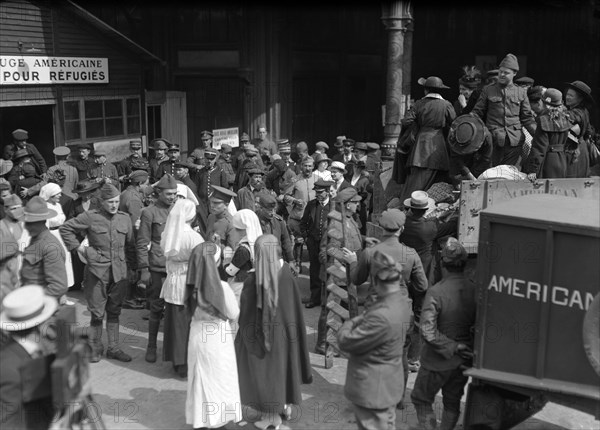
{"left": 67, "top": 268, "right": 599, "bottom": 430}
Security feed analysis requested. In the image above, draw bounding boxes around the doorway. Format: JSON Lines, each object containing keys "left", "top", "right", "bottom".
{"left": 0, "top": 105, "right": 55, "bottom": 167}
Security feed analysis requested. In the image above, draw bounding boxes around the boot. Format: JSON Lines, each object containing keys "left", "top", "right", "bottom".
{"left": 439, "top": 410, "right": 459, "bottom": 430}
{"left": 314, "top": 308, "right": 328, "bottom": 355}
{"left": 416, "top": 410, "right": 438, "bottom": 430}
{"left": 145, "top": 314, "right": 160, "bottom": 363}
{"left": 294, "top": 243, "right": 303, "bottom": 274}
{"left": 106, "top": 322, "right": 132, "bottom": 362}
{"left": 88, "top": 323, "right": 103, "bottom": 363}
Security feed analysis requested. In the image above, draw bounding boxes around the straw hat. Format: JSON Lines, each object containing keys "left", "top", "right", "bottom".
{"left": 0, "top": 285, "right": 58, "bottom": 331}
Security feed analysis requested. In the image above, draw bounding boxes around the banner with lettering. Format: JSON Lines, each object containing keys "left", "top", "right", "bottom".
{"left": 0, "top": 56, "right": 109, "bottom": 85}
{"left": 212, "top": 127, "right": 239, "bottom": 149}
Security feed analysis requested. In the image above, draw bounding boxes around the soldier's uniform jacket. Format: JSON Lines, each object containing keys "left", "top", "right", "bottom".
{"left": 9, "top": 142, "right": 47, "bottom": 174}
{"left": 259, "top": 214, "right": 294, "bottom": 261}
{"left": 119, "top": 185, "right": 145, "bottom": 228}
{"left": 136, "top": 199, "right": 171, "bottom": 272}
{"left": 217, "top": 159, "right": 236, "bottom": 188}
{"left": 21, "top": 229, "right": 68, "bottom": 299}
{"left": 187, "top": 147, "right": 206, "bottom": 169}
{"left": 472, "top": 82, "right": 536, "bottom": 147}
{"left": 206, "top": 211, "right": 236, "bottom": 249}
{"left": 88, "top": 162, "right": 120, "bottom": 188}
{"left": 156, "top": 159, "right": 178, "bottom": 179}
{"left": 149, "top": 155, "right": 169, "bottom": 182}
{"left": 68, "top": 157, "right": 93, "bottom": 181}
{"left": 60, "top": 208, "right": 136, "bottom": 282}
{"left": 116, "top": 154, "right": 150, "bottom": 177}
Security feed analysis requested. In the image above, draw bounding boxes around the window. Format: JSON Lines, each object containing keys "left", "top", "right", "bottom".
{"left": 63, "top": 97, "right": 141, "bottom": 142}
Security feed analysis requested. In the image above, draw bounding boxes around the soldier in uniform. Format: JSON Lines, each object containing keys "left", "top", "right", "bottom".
{"left": 472, "top": 53, "right": 537, "bottom": 166}
{"left": 206, "top": 184, "right": 237, "bottom": 250}
{"left": 251, "top": 125, "right": 278, "bottom": 155}
{"left": 136, "top": 174, "right": 177, "bottom": 363}
{"left": 231, "top": 132, "right": 251, "bottom": 173}
{"left": 193, "top": 147, "right": 229, "bottom": 236}
{"left": 235, "top": 145, "right": 265, "bottom": 190}
{"left": 60, "top": 183, "right": 137, "bottom": 362}
{"left": 217, "top": 143, "right": 236, "bottom": 188}
{"left": 277, "top": 140, "right": 296, "bottom": 171}
{"left": 116, "top": 138, "right": 150, "bottom": 180}
{"left": 235, "top": 164, "right": 266, "bottom": 211}
{"left": 149, "top": 138, "right": 170, "bottom": 182}
{"left": 68, "top": 143, "right": 94, "bottom": 181}
{"left": 156, "top": 143, "right": 181, "bottom": 178}
{"left": 187, "top": 130, "right": 213, "bottom": 171}
{"left": 45, "top": 146, "right": 79, "bottom": 198}
{"left": 7, "top": 129, "right": 47, "bottom": 175}
{"left": 119, "top": 170, "right": 148, "bottom": 230}
{"left": 255, "top": 192, "right": 298, "bottom": 275}
{"left": 21, "top": 196, "right": 68, "bottom": 302}
{"left": 89, "top": 149, "right": 120, "bottom": 188}
{"left": 299, "top": 179, "right": 334, "bottom": 308}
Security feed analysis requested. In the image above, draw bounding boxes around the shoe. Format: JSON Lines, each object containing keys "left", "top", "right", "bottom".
{"left": 89, "top": 347, "right": 102, "bottom": 363}
{"left": 305, "top": 301, "right": 320, "bottom": 309}
{"left": 145, "top": 346, "right": 157, "bottom": 363}
{"left": 301, "top": 296, "right": 311, "bottom": 304}
{"left": 314, "top": 345, "right": 326, "bottom": 355}
{"left": 107, "top": 349, "right": 132, "bottom": 362}
{"left": 122, "top": 299, "right": 145, "bottom": 310}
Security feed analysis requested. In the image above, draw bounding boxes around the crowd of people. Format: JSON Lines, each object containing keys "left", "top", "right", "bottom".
{"left": 0, "top": 51, "right": 597, "bottom": 430}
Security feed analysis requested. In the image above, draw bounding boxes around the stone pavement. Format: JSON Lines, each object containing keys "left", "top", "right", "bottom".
{"left": 65, "top": 270, "right": 598, "bottom": 430}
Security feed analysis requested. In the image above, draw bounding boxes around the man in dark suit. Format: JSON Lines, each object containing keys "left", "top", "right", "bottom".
{"left": 299, "top": 179, "right": 334, "bottom": 308}
{"left": 0, "top": 285, "right": 58, "bottom": 429}
{"left": 338, "top": 250, "right": 412, "bottom": 430}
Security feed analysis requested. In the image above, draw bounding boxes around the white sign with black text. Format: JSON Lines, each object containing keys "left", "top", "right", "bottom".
{"left": 0, "top": 56, "right": 109, "bottom": 85}
{"left": 212, "top": 127, "right": 239, "bottom": 149}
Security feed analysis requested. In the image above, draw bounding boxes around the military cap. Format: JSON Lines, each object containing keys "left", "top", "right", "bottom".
{"left": 204, "top": 148, "right": 218, "bottom": 158}
{"left": 23, "top": 196, "right": 57, "bottom": 222}
{"left": 173, "top": 161, "right": 193, "bottom": 169}
{"left": 12, "top": 129, "right": 28, "bottom": 141}
{"left": 3, "top": 194, "right": 22, "bottom": 207}
{"left": 245, "top": 163, "right": 264, "bottom": 176}
{"left": 220, "top": 144, "right": 232, "bottom": 154}
{"left": 245, "top": 145, "right": 259, "bottom": 156}
{"left": 94, "top": 149, "right": 108, "bottom": 157}
{"left": 155, "top": 173, "right": 178, "bottom": 190}
{"left": 240, "top": 132, "right": 250, "bottom": 142}
{"left": 53, "top": 146, "right": 70, "bottom": 157}
{"left": 276, "top": 138, "right": 289, "bottom": 146}
{"left": 129, "top": 139, "right": 142, "bottom": 148}
{"left": 354, "top": 141, "right": 368, "bottom": 151}
{"left": 74, "top": 180, "right": 101, "bottom": 194}
{"left": 441, "top": 237, "right": 468, "bottom": 266}
{"left": 79, "top": 143, "right": 93, "bottom": 151}
{"left": 209, "top": 185, "right": 237, "bottom": 203}
{"left": 12, "top": 149, "right": 30, "bottom": 161}
{"left": 335, "top": 187, "right": 361, "bottom": 203}
{"left": 128, "top": 170, "right": 149, "bottom": 184}
{"left": 372, "top": 250, "right": 402, "bottom": 282}
{"left": 379, "top": 209, "right": 406, "bottom": 231}
{"left": 99, "top": 183, "right": 120, "bottom": 200}
{"left": 515, "top": 76, "right": 535, "bottom": 86}
{"left": 343, "top": 138, "right": 356, "bottom": 146}
{"left": 278, "top": 144, "right": 292, "bottom": 153}
{"left": 151, "top": 138, "right": 170, "bottom": 150}
{"left": 313, "top": 179, "right": 334, "bottom": 190}
{"left": 366, "top": 142, "right": 380, "bottom": 151}
{"left": 315, "top": 141, "right": 329, "bottom": 150}
{"left": 200, "top": 130, "right": 214, "bottom": 139}
{"left": 167, "top": 143, "right": 180, "bottom": 152}
{"left": 256, "top": 192, "right": 278, "bottom": 209}
{"left": 486, "top": 69, "right": 499, "bottom": 77}
{"left": 329, "top": 161, "right": 347, "bottom": 174}
{"left": 499, "top": 53, "right": 519, "bottom": 71}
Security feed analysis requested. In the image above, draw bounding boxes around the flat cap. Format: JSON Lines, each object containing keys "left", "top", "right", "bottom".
{"left": 441, "top": 237, "right": 468, "bottom": 265}
{"left": 315, "top": 141, "right": 329, "bottom": 150}
{"left": 366, "top": 142, "right": 380, "bottom": 151}
{"left": 200, "top": 130, "right": 214, "bottom": 138}
{"left": 129, "top": 139, "right": 142, "bottom": 148}
{"left": 245, "top": 163, "right": 264, "bottom": 175}
{"left": 12, "top": 129, "right": 28, "bottom": 141}
{"left": 313, "top": 179, "right": 334, "bottom": 189}
{"left": 128, "top": 170, "right": 149, "bottom": 184}
{"left": 99, "top": 183, "right": 120, "bottom": 200}
{"left": 155, "top": 173, "right": 178, "bottom": 190}
{"left": 335, "top": 187, "right": 361, "bottom": 203}
{"left": 379, "top": 209, "right": 406, "bottom": 231}
{"left": 79, "top": 143, "right": 93, "bottom": 151}
{"left": 13, "top": 149, "right": 30, "bottom": 160}
{"left": 354, "top": 141, "right": 368, "bottom": 151}
{"left": 220, "top": 144, "right": 232, "bottom": 153}
{"left": 53, "top": 146, "right": 70, "bottom": 157}
{"left": 245, "top": 145, "right": 259, "bottom": 156}
{"left": 240, "top": 132, "right": 250, "bottom": 142}
{"left": 257, "top": 192, "right": 278, "bottom": 209}
{"left": 94, "top": 149, "right": 107, "bottom": 157}
{"left": 210, "top": 184, "right": 237, "bottom": 203}
{"left": 515, "top": 76, "right": 535, "bottom": 86}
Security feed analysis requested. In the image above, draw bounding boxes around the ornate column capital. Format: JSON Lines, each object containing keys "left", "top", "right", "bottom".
{"left": 381, "top": 1, "right": 414, "bottom": 32}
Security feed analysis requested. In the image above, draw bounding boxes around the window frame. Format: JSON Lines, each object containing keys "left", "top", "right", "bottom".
{"left": 63, "top": 96, "right": 141, "bottom": 144}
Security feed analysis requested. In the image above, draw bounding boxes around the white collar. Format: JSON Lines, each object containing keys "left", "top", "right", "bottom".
{"left": 320, "top": 197, "right": 330, "bottom": 206}
{"left": 425, "top": 93, "right": 444, "bottom": 100}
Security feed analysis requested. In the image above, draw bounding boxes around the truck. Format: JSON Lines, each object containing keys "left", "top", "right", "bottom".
{"left": 463, "top": 194, "right": 600, "bottom": 429}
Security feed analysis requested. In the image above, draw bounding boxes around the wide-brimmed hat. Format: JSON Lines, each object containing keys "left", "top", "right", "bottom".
{"left": 403, "top": 191, "right": 435, "bottom": 211}
{"left": 0, "top": 159, "right": 13, "bottom": 176}
{"left": 12, "top": 149, "right": 30, "bottom": 161}
{"left": 354, "top": 141, "right": 368, "bottom": 151}
{"left": 23, "top": 196, "right": 57, "bottom": 222}
{"left": 329, "top": 161, "right": 347, "bottom": 174}
{"left": 0, "top": 285, "right": 58, "bottom": 331}
{"left": 314, "top": 153, "right": 331, "bottom": 164}
{"left": 151, "top": 139, "right": 170, "bottom": 150}
{"left": 418, "top": 76, "right": 450, "bottom": 89}
{"left": 448, "top": 115, "right": 486, "bottom": 155}
{"left": 564, "top": 80, "right": 594, "bottom": 104}
{"left": 74, "top": 181, "right": 101, "bottom": 194}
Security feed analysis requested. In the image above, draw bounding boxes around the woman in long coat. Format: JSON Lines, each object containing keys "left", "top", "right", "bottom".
{"left": 160, "top": 198, "right": 204, "bottom": 377}
{"left": 235, "top": 234, "right": 313, "bottom": 430}
{"left": 185, "top": 241, "right": 241, "bottom": 429}
{"left": 564, "top": 80, "right": 594, "bottom": 177}
{"left": 400, "top": 76, "right": 456, "bottom": 201}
